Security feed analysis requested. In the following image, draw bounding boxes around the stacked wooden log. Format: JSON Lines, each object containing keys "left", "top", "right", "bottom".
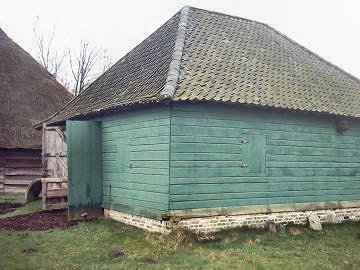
{"left": 0, "top": 149, "right": 42, "bottom": 193}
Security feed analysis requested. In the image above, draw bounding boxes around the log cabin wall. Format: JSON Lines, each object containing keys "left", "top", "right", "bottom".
{"left": 0, "top": 148, "right": 42, "bottom": 193}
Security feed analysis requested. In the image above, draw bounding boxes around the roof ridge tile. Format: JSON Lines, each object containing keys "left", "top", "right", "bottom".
{"left": 160, "top": 6, "right": 190, "bottom": 99}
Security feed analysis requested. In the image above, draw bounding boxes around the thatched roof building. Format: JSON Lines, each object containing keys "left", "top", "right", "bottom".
{"left": 0, "top": 27, "right": 72, "bottom": 192}
{"left": 0, "top": 27, "right": 72, "bottom": 149}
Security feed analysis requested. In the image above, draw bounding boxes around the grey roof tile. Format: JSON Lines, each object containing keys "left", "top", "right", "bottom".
{"left": 46, "top": 6, "right": 360, "bottom": 125}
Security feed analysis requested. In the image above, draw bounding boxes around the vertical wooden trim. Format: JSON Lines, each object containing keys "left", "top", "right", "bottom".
{"left": 67, "top": 121, "right": 103, "bottom": 220}
{"left": 168, "top": 104, "right": 173, "bottom": 213}
{"left": 42, "top": 123, "right": 46, "bottom": 177}
{"left": 41, "top": 179, "right": 47, "bottom": 210}
{"left": 0, "top": 150, "right": 4, "bottom": 193}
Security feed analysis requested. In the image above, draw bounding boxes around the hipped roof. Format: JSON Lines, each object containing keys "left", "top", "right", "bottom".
{"left": 46, "top": 6, "right": 360, "bottom": 125}
{"left": 0, "top": 28, "right": 73, "bottom": 149}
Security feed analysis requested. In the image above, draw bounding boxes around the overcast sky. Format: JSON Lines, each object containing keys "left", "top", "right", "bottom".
{"left": 1, "top": 0, "right": 360, "bottom": 80}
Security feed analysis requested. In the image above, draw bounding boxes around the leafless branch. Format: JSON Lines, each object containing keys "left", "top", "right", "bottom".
{"left": 33, "top": 22, "right": 65, "bottom": 79}
{"left": 69, "top": 41, "right": 104, "bottom": 95}
{"left": 33, "top": 18, "right": 113, "bottom": 95}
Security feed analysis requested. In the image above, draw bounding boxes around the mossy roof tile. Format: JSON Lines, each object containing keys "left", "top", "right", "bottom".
{"left": 45, "top": 6, "right": 360, "bottom": 125}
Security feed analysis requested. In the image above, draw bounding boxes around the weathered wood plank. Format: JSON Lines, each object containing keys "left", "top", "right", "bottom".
{"left": 4, "top": 179, "right": 37, "bottom": 185}
{"left": 103, "top": 172, "right": 169, "bottom": 185}
{"left": 267, "top": 145, "right": 360, "bottom": 157}
{"left": 170, "top": 176, "right": 360, "bottom": 184}
{"left": 102, "top": 201, "right": 166, "bottom": 220}
{"left": 46, "top": 190, "right": 68, "bottom": 198}
{"left": 103, "top": 195, "right": 168, "bottom": 211}
{"left": 172, "top": 103, "right": 360, "bottom": 133}
{"left": 267, "top": 168, "right": 360, "bottom": 177}
{"left": 0, "top": 148, "right": 42, "bottom": 194}
{"left": 171, "top": 160, "right": 244, "bottom": 168}
{"left": 44, "top": 203, "right": 68, "bottom": 210}
{"left": 102, "top": 106, "right": 169, "bottom": 126}
{"left": 169, "top": 200, "right": 360, "bottom": 218}
{"left": 169, "top": 103, "right": 360, "bottom": 212}
{"left": 172, "top": 116, "right": 360, "bottom": 137}
{"left": 170, "top": 194, "right": 360, "bottom": 210}
{"left": 104, "top": 187, "right": 168, "bottom": 204}
{"left": 267, "top": 161, "right": 360, "bottom": 168}
{"left": 67, "top": 121, "right": 103, "bottom": 218}
{"left": 103, "top": 181, "right": 168, "bottom": 193}
{"left": 4, "top": 159, "right": 42, "bottom": 168}
{"left": 170, "top": 181, "right": 360, "bottom": 195}
{"left": 5, "top": 168, "right": 42, "bottom": 176}
{"left": 170, "top": 167, "right": 252, "bottom": 177}
{"left": 4, "top": 186, "right": 27, "bottom": 193}
{"left": 102, "top": 120, "right": 169, "bottom": 134}
{"left": 102, "top": 128, "right": 169, "bottom": 141}
{"left": 170, "top": 189, "right": 360, "bottom": 204}
{"left": 101, "top": 107, "right": 171, "bottom": 218}
{"left": 171, "top": 152, "right": 243, "bottom": 161}
{"left": 40, "top": 125, "right": 68, "bottom": 211}
{"left": 266, "top": 154, "right": 359, "bottom": 163}
{"left": 171, "top": 142, "right": 243, "bottom": 153}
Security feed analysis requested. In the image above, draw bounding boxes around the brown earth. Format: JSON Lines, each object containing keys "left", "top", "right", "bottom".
{"left": 0, "top": 202, "right": 23, "bottom": 214}
{"left": 0, "top": 209, "right": 79, "bottom": 231}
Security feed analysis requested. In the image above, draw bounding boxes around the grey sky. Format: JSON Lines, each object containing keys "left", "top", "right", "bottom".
{"left": 1, "top": 0, "right": 360, "bottom": 79}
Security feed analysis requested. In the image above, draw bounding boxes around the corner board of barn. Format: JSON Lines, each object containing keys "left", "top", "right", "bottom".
{"left": 64, "top": 103, "right": 360, "bottom": 232}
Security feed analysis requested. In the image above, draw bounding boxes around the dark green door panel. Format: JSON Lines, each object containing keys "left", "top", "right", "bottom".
{"left": 118, "top": 138, "right": 130, "bottom": 174}
{"left": 67, "top": 121, "right": 103, "bottom": 220}
{"left": 243, "top": 134, "right": 266, "bottom": 175}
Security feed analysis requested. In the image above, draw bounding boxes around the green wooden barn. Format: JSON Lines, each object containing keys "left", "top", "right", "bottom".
{"left": 43, "top": 6, "right": 360, "bottom": 232}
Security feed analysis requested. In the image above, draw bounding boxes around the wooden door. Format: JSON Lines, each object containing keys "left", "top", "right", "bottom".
{"left": 42, "top": 125, "right": 67, "bottom": 178}
{"left": 67, "top": 121, "right": 103, "bottom": 220}
{"left": 41, "top": 125, "right": 68, "bottom": 210}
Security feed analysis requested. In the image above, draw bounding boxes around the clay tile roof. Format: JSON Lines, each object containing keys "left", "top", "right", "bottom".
{"left": 0, "top": 27, "right": 73, "bottom": 149}
{"left": 46, "top": 6, "right": 360, "bottom": 125}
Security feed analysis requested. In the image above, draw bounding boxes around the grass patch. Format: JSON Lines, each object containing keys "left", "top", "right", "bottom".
{"left": 1, "top": 200, "right": 42, "bottom": 218}
{"left": 0, "top": 192, "right": 42, "bottom": 218}
{"left": 0, "top": 217, "right": 359, "bottom": 270}
{"left": 1, "top": 193, "right": 359, "bottom": 269}
{"left": 0, "top": 192, "right": 25, "bottom": 204}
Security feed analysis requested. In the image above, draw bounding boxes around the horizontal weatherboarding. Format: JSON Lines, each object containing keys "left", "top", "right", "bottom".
{"left": 55, "top": 6, "right": 360, "bottom": 231}
{"left": 169, "top": 104, "right": 360, "bottom": 212}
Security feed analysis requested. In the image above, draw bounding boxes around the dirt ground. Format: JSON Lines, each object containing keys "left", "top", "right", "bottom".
{"left": 0, "top": 209, "right": 79, "bottom": 231}
{"left": 0, "top": 202, "right": 23, "bottom": 214}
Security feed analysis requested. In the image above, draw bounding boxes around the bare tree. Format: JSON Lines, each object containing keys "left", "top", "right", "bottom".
{"left": 33, "top": 23, "right": 65, "bottom": 79}
{"left": 69, "top": 41, "right": 105, "bottom": 95}
{"left": 101, "top": 49, "right": 113, "bottom": 73}
{"left": 33, "top": 18, "right": 112, "bottom": 95}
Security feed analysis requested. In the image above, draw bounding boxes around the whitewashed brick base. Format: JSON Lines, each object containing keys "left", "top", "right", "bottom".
{"left": 104, "top": 209, "right": 171, "bottom": 234}
{"left": 104, "top": 207, "right": 360, "bottom": 234}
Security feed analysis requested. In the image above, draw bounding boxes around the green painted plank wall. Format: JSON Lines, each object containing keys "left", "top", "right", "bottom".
{"left": 101, "top": 106, "right": 171, "bottom": 219}
{"left": 67, "top": 121, "right": 103, "bottom": 218}
{"left": 169, "top": 103, "right": 360, "bottom": 211}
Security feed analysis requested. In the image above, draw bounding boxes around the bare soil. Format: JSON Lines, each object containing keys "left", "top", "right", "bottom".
{"left": 0, "top": 209, "right": 79, "bottom": 231}
{"left": 0, "top": 202, "right": 23, "bottom": 214}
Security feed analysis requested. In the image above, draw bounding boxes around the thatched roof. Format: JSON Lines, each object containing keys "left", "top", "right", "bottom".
{"left": 45, "top": 6, "right": 360, "bottom": 125}
{"left": 0, "top": 27, "right": 73, "bottom": 149}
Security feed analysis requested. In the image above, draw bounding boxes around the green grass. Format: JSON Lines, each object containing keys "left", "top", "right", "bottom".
{"left": 1, "top": 220, "right": 359, "bottom": 269}
{"left": 0, "top": 193, "right": 359, "bottom": 269}
{"left": 0, "top": 192, "right": 25, "bottom": 203}
{"left": 0, "top": 193, "right": 42, "bottom": 218}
